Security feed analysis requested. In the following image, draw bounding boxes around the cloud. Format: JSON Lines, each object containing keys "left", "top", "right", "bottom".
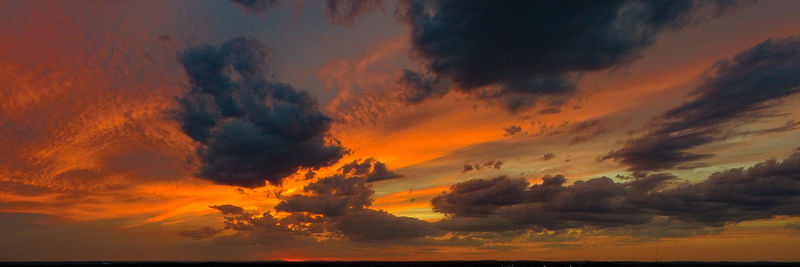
{"left": 461, "top": 160, "right": 503, "bottom": 173}
{"left": 366, "top": 161, "right": 405, "bottom": 182}
{"left": 210, "top": 204, "right": 245, "bottom": 215}
{"left": 325, "top": 0, "right": 382, "bottom": 25}
{"left": 435, "top": 151, "right": 800, "bottom": 232}
{"left": 603, "top": 34, "right": 800, "bottom": 171}
{"left": 177, "top": 37, "right": 348, "bottom": 188}
{"left": 332, "top": 209, "right": 440, "bottom": 242}
{"left": 644, "top": 152, "right": 800, "bottom": 226}
{"left": 565, "top": 119, "right": 611, "bottom": 145}
{"left": 538, "top": 107, "right": 561, "bottom": 115}
{"left": 305, "top": 170, "right": 316, "bottom": 179}
{"left": 232, "top": 170, "right": 438, "bottom": 242}
{"left": 432, "top": 176, "right": 528, "bottom": 217}
{"left": 339, "top": 158, "right": 405, "bottom": 182}
{"left": 397, "top": 69, "right": 450, "bottom": 104}
{"left": 542, "top": 153, "right": 556, "bottom": 161}
{"left": 200, "top": 152, "right": 800, "bottom": 246}
{"left": 274, "top": 175, "right": 373, "bottom": 216}
{"left": 229, "top": 0, "right": 277, "bottom": 12}
{"left": 398, "top": 0, "right": 738, "bottom": 111}
{"left": 461, "top": 164, "right": 474, "bottom": 173}
{"left": 502, "top": 125, "right": 523, "bottom": 137}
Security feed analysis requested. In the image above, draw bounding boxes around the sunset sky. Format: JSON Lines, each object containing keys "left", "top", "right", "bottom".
{"left": 2, "top": 0, "right": 800, "bottom": 261}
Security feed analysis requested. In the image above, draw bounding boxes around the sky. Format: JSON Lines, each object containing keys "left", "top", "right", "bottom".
{"left": 1, "top": 0, "right": 800, "bottom": 262}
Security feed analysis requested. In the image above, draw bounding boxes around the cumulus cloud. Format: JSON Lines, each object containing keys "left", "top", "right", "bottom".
{"left": 177, "top": 37, "right": 348, "bottom": 188}
{"left": 398, "top": 0, "right": 738, "bottom": 112}
{"left": 432, "top": 176, "right": 528, "bottom": 217}
{"left": 226, "top": 170, "right": 437, "bottom": 242}
{"left": 644, "top": 152, "right": 800, "bottom": 226}
{"left": 603, "top": 35, "right": 800, "bottom": 171}
{"left": 274, "top": 175, "right": 373, "bottom": 216}
{"left": 435, "top": 151, "right": 800, "bottom": 233}
{"left": 542, "top": 153, "right": 556, "bottom": 161}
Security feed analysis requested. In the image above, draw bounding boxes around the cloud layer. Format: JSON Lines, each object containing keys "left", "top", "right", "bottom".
{"left": 435, "top": 151, "right": 800, "bottom": 232}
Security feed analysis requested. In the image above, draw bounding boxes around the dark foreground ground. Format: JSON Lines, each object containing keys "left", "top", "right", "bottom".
{"left": 1, "top": 262, "right": 799, "bottom": 267}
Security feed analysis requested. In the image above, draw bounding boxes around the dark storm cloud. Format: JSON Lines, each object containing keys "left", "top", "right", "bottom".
{"left": 435, "top": 152, "right": 800, "bottom": 232}
{"left": 502, "top": 125, "right": 523, "bottom": 137}
{"left": 325, "top": 0, "right": 381, "bottom": 25}
{"left": 177, "top": 37, "right": 348, "bottom": 188}
{"left": 398, "top": 0, "right": 738, "bottom": 111}
{"left": 229, "top": 0, "right": 277, "bottom": 12}
{"left": 603, "top": 34, "right": 800, "bottom": 171}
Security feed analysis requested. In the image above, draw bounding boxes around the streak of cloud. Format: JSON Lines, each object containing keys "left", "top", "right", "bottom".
{"left": 603, "top": 34, "right": 800, "bottom": 171}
